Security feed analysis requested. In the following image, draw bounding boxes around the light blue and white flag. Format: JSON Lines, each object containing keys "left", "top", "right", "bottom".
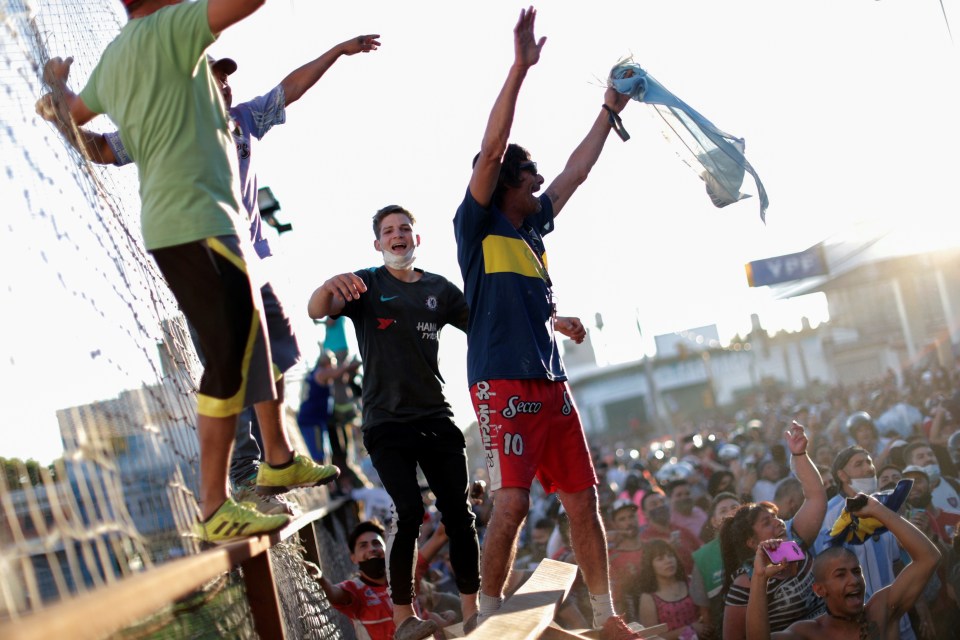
{"left": 610, "top": 60, "right": 769, "bottom": 222}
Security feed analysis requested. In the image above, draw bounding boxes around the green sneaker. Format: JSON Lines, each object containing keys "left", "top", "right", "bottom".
{"left": 256, "top": 453, "right": 340, "bottom": 495}
{"left": 192, "top": 498, "right": 290, "bottom": 543}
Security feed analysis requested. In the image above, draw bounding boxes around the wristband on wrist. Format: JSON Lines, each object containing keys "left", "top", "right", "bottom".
{"left": 602, "top": 104, "right": 630, "bottom": 142}
{"left": 791, "top": 450, "right": 807, "bottom": 456}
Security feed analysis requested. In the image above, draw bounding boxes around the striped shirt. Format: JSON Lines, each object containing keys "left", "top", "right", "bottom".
{"left": 724, "top": 542, "right": 824, "bottom": 632}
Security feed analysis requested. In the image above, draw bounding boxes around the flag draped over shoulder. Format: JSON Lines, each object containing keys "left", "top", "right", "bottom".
{"left": 609, "top": 60, "right": 769, "bottom": 222}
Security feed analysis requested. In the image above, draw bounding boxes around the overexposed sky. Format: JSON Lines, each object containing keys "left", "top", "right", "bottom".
{"left": 214, "top": 0, "right": 960, "bottom": 437}
{"left": 5, "top": 0, "right": 960, "bottom": 462}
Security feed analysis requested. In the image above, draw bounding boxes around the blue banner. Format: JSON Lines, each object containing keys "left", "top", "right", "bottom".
{"left": 746, "top": 245, "right": 828, "bottom": 287}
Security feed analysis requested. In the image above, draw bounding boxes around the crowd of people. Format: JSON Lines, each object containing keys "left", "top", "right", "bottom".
{"left": 35, "top": 1, "right": 960, "bottom": 639}
{"left": 309, "top": 360, "right": 960, "bottom": 639}
{"left": 482, "top": 364, "right": 960, "bottom": 639}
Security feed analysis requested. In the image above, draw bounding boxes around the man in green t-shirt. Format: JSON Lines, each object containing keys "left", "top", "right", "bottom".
{"left": 40, "top": 0, "right": 338, "bottom": 542}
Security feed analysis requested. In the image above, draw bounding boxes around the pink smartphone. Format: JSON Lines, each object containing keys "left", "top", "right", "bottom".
{"left": 764, "top": 540, "right": 805, "bottom": 564}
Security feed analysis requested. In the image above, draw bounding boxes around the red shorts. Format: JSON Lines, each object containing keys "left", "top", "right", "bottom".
{"left": 470, "top": 378, "right": 597, "bottom": 494}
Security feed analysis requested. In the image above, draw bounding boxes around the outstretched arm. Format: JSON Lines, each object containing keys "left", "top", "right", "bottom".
{"left": 469, "top": 7, "right": 546, "bottom": 208}
{"left": 304, "top": 562, "right": 353, "bottom": 606}
{"left": 307, "top": 273, "right": 367, "bottom": 320}
{"left": 853, "top": 495, "right": 940, "bottom": 620}
{"left": 784, "top": 422, "right": 827, "bottom": 546}
{"left": 281, "top": 35, "right": 381, "bottom": 106}
{"left": 419, "top": 522, "right": 449, "bottom": 565}
{"left": 543, "top": 86, "right": 629, "bottom": 217}
{"left": 40, "top": 57, "right": 98, "bottom": 130}
{"left": 314, "top": 357, "right": 360, "bottom": 385}
{"left": 36, "top": 93, "right": 116, "bottom": 164}
{"left": 207, "top": 0, "right": 265, "bottom": 34}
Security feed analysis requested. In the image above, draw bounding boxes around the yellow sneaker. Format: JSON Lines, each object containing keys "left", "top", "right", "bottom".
{"left": 192, "top": 498, "right": 290, "bottom": 543}
{"left": 256, "top": 452, "right": 340, "bottom": 495}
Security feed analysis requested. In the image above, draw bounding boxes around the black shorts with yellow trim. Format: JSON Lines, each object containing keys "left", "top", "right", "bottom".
{"left": 152, "top": 235, "right": 276, "bottom": 418}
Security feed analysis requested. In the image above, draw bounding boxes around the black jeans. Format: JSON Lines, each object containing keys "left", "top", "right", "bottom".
{"left": 364, "top": 417, "right": 480, "bottom": 605}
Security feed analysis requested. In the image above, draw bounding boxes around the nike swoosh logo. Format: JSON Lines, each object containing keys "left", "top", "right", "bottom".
{"left": 380, "top": 295, "right": 398, "bottom": 302}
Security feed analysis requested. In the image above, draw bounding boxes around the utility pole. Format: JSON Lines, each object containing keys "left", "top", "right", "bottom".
{"left": 636, "top": 313, "right": 670, "bottom": 437}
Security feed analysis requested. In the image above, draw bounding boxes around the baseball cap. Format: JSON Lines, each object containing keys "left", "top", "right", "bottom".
{"left": 207, "top": 55, "right": 238, "bottom": 76}
{"left": 901, "top": 465, "right": 929, "bottom": 479}
{"left": 610, "top": 498, "right": 638, "bottom": 515}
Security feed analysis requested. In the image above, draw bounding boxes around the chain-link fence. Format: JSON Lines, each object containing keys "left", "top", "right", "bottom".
{"left": 1, "top": 2, "right": 360, "bottom": 637}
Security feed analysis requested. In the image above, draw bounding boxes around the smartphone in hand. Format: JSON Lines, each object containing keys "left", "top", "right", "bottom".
{"left": 764, "top": 540, "right": 805, "bottom": 564}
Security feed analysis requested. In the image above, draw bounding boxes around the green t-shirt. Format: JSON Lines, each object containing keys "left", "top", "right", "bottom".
{"left": 692, "top": 537, "right": 724, "bottom": 598}
{"left": 80, "top": 0, "right": 242, "bottom": 250}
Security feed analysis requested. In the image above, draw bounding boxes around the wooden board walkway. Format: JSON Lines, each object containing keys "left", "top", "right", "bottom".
{"left": 466, "top": 559, "right": 578, "bottom": 640}
{"left": 458, "top": 559, "right": 666, "bottom": 640}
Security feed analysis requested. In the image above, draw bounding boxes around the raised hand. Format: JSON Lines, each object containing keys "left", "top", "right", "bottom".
{"left": 42, "top": 56, "right": 74, "bottom": 88}
{"left": 784, "top": 420, "right": 809, "bottom": 456}
{"left": 753, "top": 539, "right": 785, "bottom": 580}
{"left": 513, "top": 6, "right": 546, "bottom": 69}
{"left": 343, "top": 34, "right": 381, "bottom": 56}
{"left": 848, "top": 493, "right": 885, "bottom": 520}
{"left": 603, "top": 85, "right": 630, "bottom": 114}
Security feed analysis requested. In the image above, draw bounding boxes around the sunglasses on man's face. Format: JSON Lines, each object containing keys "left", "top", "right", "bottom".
{"left": 518, "top": 161, "right": 538, "bottom": 175}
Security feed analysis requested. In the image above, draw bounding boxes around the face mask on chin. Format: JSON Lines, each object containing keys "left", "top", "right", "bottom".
{"left": 358, "top": 556, "right": 386, "bottom": 580}
{"left": 848, "top": 476, "right": 878, "bottom": 496}
{"left": 382, "top": 246, "right": 416, "bottom": 270}
{"left": 921, "top": 464, "right": 942, "bottom": 484}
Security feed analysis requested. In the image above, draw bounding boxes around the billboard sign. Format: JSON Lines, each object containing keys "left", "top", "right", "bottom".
{"left": 745, "top": 244, "right": 828, "bottom": 287}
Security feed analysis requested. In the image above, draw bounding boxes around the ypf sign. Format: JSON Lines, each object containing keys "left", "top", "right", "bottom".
{"left": 745, "top": 244, "right": 828, "bottom": 287}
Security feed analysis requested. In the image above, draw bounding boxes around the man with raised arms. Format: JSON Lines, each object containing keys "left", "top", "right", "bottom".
{"left": 746, "top": 494, "right": 940, "bottom": 640}
{"left": 453, "top": 7, "right": 638, "bottom": 639}
{"left": 38, "top": 33, "right": 380, "bottom": 516}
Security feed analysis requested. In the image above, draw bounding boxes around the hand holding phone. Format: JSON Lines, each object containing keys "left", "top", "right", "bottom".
{"left": 763, "top": 540, "right": 805, "bottom": 564}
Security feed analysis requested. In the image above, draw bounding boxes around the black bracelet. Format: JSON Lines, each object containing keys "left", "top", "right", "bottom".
{"left": 791, "top": 451, "right": 807, "bottom": 457}
{"left": 602, "top": 104, "right": 630, "bottom": 142}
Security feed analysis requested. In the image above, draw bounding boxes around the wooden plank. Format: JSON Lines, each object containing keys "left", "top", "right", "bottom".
{"left": 631, "top": 622, "right": 667, "bottom": 639}
{"left": 543, "top": 621, "right": 668, "bottom": 640}
{"left": 0, "top": 505, "right": 336, "bottom": 640}
{"left": 541, "top": 622, "right": 587, "bottom": 640}
{"left": 299, "top": 520, "right": 323, "bottom": 567}
{"left": 242, "top": 549, "right": 285, "bottom": 639}
{"left": 468, "top": 559, "right": 577, "bottom": 640}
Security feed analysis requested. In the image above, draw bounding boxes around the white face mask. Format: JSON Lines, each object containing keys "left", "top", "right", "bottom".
{"left": 381, "top": 245, "right": 416, "bottom": 270}
{"left": 921, "top": 464, "right": 941, "bottom": 484}
{"left": 848, "top": 476, "right": 878, "bottom": 496}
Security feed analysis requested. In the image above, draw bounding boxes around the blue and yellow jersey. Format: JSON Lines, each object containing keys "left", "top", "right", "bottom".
{"left": 453, "top": 189, "right": 565, "bottom": 386}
